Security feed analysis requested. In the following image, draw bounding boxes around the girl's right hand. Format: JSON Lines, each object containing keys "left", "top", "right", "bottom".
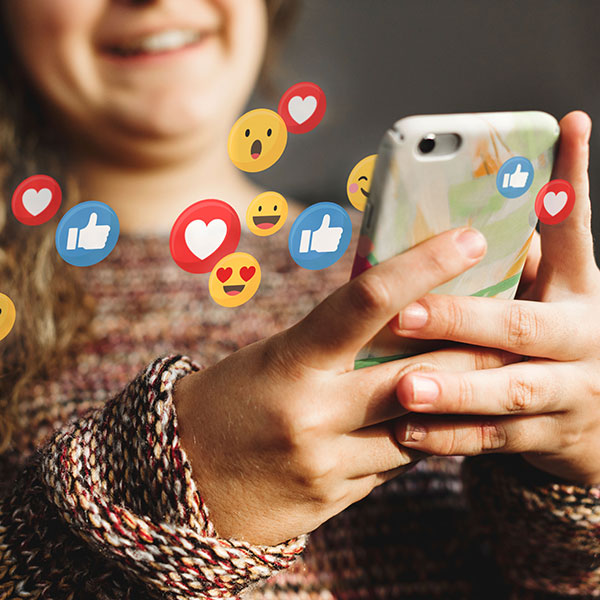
{"left": 174, "top": 227, "right": 513, "bottom": 546}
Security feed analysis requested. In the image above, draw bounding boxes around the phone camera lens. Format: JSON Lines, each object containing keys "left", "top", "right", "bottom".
{"left": 418, "top": 135, "right": 436, "bottom": 154}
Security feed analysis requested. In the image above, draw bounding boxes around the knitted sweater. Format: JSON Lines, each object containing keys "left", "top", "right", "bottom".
{"left": 1, "top": 224, "right": 600, "bottom": 600}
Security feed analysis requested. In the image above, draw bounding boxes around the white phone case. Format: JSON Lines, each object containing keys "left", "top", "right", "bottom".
{"left": 352, "top": 111, "right": 560, "bottom": 367}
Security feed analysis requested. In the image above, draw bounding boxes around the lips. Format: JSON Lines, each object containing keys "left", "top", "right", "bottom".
{"left": 251, "top": 140, "right": 262, "bottom": 160}
{"left": 252, "top": 215, "right": 280, "bottom": 230}
{"left": 223, "top": 284, "right": 245, "bottom": 296}
{"left": 360, "top": 187, "right": 370, "bottom": 198}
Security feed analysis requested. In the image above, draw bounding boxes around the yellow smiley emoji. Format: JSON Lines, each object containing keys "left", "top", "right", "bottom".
{"left": 209, "top": 252, "right": 261, "bottom": 308}
{"left": 0, "top": 293, "right": 16, "bottom": 341}
{"left": 246, "top": 191, "right": 288, "bottom": 237}
{"left": 347, "top": 154, "right": 377, "bottom": 211}
{"left": 228, "top": 109, "right": 288, "bottom": 173}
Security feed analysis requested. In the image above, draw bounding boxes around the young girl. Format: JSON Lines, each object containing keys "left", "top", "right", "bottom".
{"left": 1, "top": 1, "right": 600, "bottom": 598}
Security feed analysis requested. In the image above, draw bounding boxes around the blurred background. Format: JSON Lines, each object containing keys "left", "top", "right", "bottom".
{"left": 249, "top": 0, "right": 599, "bottom": 252}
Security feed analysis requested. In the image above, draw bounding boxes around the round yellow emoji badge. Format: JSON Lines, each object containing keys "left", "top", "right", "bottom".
{"left": 246, "top": 192, "right": 288, "bottom": 237}
{"left": 347, "top": 154, "right": 377, "bottom": 211}
{"left": 209, "top": 252, "right": 261, "bottom": 308}
{"left": 0, "top": 293, "right": 16, "bottom": 341}
{"left": 228, "top": 109, "right": 288, "bottom": 173}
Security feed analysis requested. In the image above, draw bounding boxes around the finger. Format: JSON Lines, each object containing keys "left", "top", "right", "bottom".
{"left": 287, "top": 227, "right": 487, "bottom": 370}
{"left": 392, "top": 294, "right": 582, "bottom": 360}
{"left": 332, "top": 345, "right": 520, "bottom": 432}
{"left": 320, "top": 214, "right": 331, "bottom": 229}
{"left": 538, "top": 111, "right": 596, "bottom": 295}
{"left": 396, "top": 359, "right": 572, "bottom": 416}
{"left": 340, "top": 422, "right": 427, "bottom": 479}
{"left": 517, "top": 230, "right": 541, "bottom": 296}
{"left": 394, "top": 413, "right": 560, "bottom": 456}
{"left": 86, "top": 212, "right": 98, "bottom": 227}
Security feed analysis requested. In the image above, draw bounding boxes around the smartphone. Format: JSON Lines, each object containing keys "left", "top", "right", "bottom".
{"left": 351, "top": 111, "right": 560, "bottom": 368}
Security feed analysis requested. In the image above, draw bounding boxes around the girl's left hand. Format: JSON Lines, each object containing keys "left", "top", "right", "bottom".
{"left": 392, "top": 111, "right": 600, "bottom": 484}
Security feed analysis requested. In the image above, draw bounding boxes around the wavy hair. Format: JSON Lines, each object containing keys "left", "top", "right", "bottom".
{"left": 0, "top": 0, "right": 299, "bottom": 453}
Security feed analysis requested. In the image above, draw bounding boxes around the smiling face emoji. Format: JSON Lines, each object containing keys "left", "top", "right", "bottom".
{"left": 0, "top": 293, "right": 16, "bottom": 341}
{"left": 209, "top": 252, "right": 261, "bottom": 307}
{"left": 347, "top": 154, "right": 377, "bottom": 211}
{"left": 228, "top": 109, "right": 288, "bottom": 173}
{"left": 246, "top": 191, "right": 288, "bottom": 237}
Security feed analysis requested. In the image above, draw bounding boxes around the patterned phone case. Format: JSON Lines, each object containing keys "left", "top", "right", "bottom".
{"left": 352, "top": 111, "right": 560, "bottom": 367}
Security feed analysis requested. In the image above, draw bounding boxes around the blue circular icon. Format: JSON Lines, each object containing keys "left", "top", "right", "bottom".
{"left": 289, "top": 202, "right": 352, "bottom": 270}
{"left": 55, "top": 201, "right": 120, "bottom": 267}
{"left": 496, "top": 156, "right": 534, "bottom": 198}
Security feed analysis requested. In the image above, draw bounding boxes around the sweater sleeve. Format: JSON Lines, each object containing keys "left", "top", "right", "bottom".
{"left": 0, "top": 355, "right": 307, "bottom": 599}
{"left": 461, "top": 453, "right": 600, "bottom": 598}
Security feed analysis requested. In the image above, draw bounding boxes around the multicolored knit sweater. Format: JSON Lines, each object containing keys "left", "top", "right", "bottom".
{"left": 1, "top": 224, "right": 600, "bottom": 600}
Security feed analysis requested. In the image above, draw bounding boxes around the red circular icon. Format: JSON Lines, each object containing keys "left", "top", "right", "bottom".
{"left": 11, "top": 175, "right": 62, "bottom": 226}
{"left": 534, "top": 179, "right": 575, "bottom": 225}
{"left": 170, "top": 199, "right": 241, "bottom": 274}
{"left": 278, "top": 82, "right": 327, "bottom": 135}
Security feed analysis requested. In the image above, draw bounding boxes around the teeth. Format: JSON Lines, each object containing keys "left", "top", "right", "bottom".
{"left": 110, "top": 29, "right": 204, "bottom": 56}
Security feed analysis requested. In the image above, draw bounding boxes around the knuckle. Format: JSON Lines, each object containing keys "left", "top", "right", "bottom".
{"left": 349, "top": 273, "right": 391, "bottom": 316}
{"left": 291, "top": 448, "right": 338, "bottom": 502}
{"left": 504, "top": 304, "right": 540, "bottom": 349}
{"left": 443, "top": 298, "right": 465, "bottom": 338}
{"left": 438, "top": 428, "right": 460, "bottom": 455}
{"left": 505, "top": 376, "right": 535, "bottom": 413}
{"left": 422, "top": 244, "right": 452, "bottom": 279}
{"left": 479, "top": 421, "right": 507, "bottom": 451}
{"left": 275, "top": 406, "right": 326, "bottom": 453}
{"left": 456, "top": 376, "right": 475, "bottom": 413}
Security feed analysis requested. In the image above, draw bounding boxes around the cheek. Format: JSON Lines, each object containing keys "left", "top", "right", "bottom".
{"left": 5, "top": 0, "right": 105, "bottom": 109}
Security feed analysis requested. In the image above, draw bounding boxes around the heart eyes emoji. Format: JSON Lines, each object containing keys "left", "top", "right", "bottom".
{"left": 209, "top": 252, "right": 261, "bottom": 308}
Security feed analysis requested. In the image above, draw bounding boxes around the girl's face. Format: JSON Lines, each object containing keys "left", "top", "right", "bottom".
{"left": 3, "top": 0, "right": 268, "bottom": 156}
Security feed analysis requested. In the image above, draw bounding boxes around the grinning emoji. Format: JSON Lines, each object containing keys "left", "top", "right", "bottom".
{"left": 209, "top": 252, "right": 261, "bottom": 307}
{"left": 347, "top": 154, "right": 377, "bottom": 211}
{"left": 0, "top": 293, "right": 16, "bottom": 341}
{"left": 246, "top": 191, "right": 288, "bottom": 237}
{"left": 228, "top": 109, "right": 288, "bottom": 173}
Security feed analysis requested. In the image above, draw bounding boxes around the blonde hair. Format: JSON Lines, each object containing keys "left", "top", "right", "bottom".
{"left": 0, "top": 0, "right": 299, "bottom": 452}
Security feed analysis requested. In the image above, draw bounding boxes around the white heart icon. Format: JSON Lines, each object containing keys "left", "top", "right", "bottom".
{"left": 543, "top": 191, "right": 568, "bottom": 216}
{"left": 184, "top": 219, "right": 227, "bottom": 260}
{"left": 22, "top": 188, "right": 52, "bottom": 216}
{"left": 288, "top": 96, "right": 317, "bottom": 124}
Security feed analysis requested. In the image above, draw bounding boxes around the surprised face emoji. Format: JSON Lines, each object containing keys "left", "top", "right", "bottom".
{"left": 228, "top": 109, "right": 288, "bottom": 173}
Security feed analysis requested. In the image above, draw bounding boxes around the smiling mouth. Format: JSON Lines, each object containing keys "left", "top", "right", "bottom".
{"left": 251, "top": 140, "right": 262, "bottom": 160}
{"left": 102, "top": 29, "right": 211, "bottom": 58}
{"left": 252, "top": 215, "right": 280, "bottom": 229}
{"left": 360, "top": 188, "right": 370, "bottom": 198}
{"left": 223, "top": 284, "right": 245, "bottom": 296}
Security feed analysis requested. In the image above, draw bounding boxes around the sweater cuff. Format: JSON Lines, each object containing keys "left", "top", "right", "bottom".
{"left": 461, "top": 453, "right": 600, "bottom": 596}
{"left": 41, "top": 355, "right": 307, "bottom": 598}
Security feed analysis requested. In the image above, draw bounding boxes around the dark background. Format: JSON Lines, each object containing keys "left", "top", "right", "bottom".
{"left": 249, "top": 0, "right": 600, "bottom": 256}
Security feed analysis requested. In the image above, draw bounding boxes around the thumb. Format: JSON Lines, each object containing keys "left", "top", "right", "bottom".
{"left": 513, "top": 163, "right": 522, "bottom": 174}
{"left": 537, "top": 110, "right": 595, "bottom": 295}
{"left": 318, "top": 214, "right": 331, "bottom": 230}
{"left": 85, "top": 212, "right": 98, "bottom": 228}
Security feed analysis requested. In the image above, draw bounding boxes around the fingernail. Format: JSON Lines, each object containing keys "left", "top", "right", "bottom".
{"left": 400, "top": 303, "right": 428, "bottom": 329}
{"left": 412, "top": 375, "right": 439, "bottom": 404}
{"left": 402, "top": 423, "right": 427, "bottom": 442}
{"left": 455, "top": 229, "right": 487, "bottom": 259}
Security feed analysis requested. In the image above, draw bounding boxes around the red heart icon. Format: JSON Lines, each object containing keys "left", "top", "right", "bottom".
{"left": 217, "top": 267, "right": 233, "bottom": 283}
{"left": 240, "top": 266, "right": 256, "bottom": 282}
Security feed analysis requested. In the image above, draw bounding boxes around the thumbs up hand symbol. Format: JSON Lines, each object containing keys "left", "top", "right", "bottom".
{"left": 506, "top": 163, "right": 529, "bottom": 189}
{"left": 66, "top": 212, "right": 111, "bottom": 251}
{"left": 304, "top": 214, "right": 343, "bottom": 253}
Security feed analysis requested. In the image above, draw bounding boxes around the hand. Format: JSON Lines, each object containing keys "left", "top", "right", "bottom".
{"left": 391, "top": 111, "right": 600, "bottom": 484}
{"left": 174, "top": 226, "right": 515, "bottom": 546}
